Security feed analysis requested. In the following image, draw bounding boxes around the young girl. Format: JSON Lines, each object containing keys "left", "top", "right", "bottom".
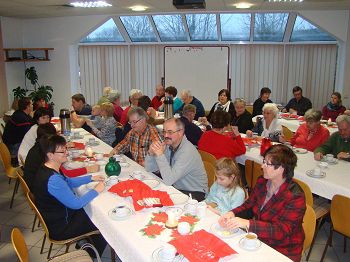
{"left": 205, "top": 158, "right": 245, "bottom": 215}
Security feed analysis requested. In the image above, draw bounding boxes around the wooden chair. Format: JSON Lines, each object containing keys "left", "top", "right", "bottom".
{"left": 321, "top": 194, "right": 350, "bottom": 262}
{"left": 11, "top": 228, "right": 29, "bottom": 262}
{"left": 26, "top": 192, "right": 100, "bottom": 259}
{"left": 282, "top": 125, "right": 294, "bottom": 141}
{"left": 303, "top": 204, "right": 316, "bottom": 253}
{"left": 203, "top": 161, "right": 216, "bottom": 188}
{"left": 246, "top": 105, "right": 253, "bottom": 114}
{"left": 293, "top": 178, "right": 330, "bottom": 261}
{"left": 244, "top": 159, "right": 263, "bottom": 191}
{"left": 0, "top": 142, "right": 20, "bottom": 208}
{"left": 198, "top": 150, "right": 216, "bottom": 166}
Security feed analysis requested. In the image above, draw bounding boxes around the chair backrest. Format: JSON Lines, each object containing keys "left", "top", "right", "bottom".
{"left": 26, "top": 192, "right": 50, "bottom": 239}
{"left": 17, "top": 169, "right": 30, "bottom": 196}
{"left": 198, "top": 150, "right": 216, "bottom": 166}
{"left": 244, "top": 159, "right": 253, "bottom": 189}
{"left": 246, "top": 105, "right": 253, "bottom": 114}
{"left": 293, "top": 178, "right": 313, "bottom": 207}
{"left": 0, "top": 142, "right": 13, "bottom": 173}
{"left": 302, "top": 204, "right": 316, "bottom": 252}
{"left": 203, "top": 161, "right": 216, "bottom": 188}
{"left": 251, "top": 161, "right": 263, "bottom": 189}
{"left": 331, "top": 194, "right": 350, "bottom": 237}
{"left": 282, "top": 125, "right": 294, "bottom": 141}
{"left": 11, "top": 228, "right": 29, "bottom": 262}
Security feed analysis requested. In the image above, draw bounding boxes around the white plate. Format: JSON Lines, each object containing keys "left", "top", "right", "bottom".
{"left": 143, "top": 179, "right": 160, "bottom": 189}
{"left": 86, "top": 141, "right": 100, "bottom": 146}
{"left": 210, "top": 223, "right": 240, "bottom": 239}
{"left": 70, "top": 135, "right": 84, "bottom": 140}
{"left": 238, "top": 237, "right": 262, "bottom": 251}
{"left": 306, "top": 170, "right": 326, "bottom": 178}
{"left": 108, "top": 206, "right": 132, "bottom": 221}
{"left": 293, "top": 148, "right": 308, "bottom": 154}
{"left": 169, "top": 193, "right": 189, "bottom": 205}
{"left": 151, "top": 247, "right": 184, "bottom": 262}
{"left": 65, "top": 161, "right": 85, "bottom": 169}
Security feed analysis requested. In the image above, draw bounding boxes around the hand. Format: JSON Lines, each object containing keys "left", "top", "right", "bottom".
{"left": 337, "top": 152, "right": 350, "bottom": 159}
{"left": 282, "top": 108, "right": 287, "bottom": 113}
{"left": 150, "top": 141, "right": 166, "bottom": 157}
{"left": 109, "top": 148, "right": 117, "bottom": 157}
{"left": 160, "top": 97, "right": 165, "bottom": 103}
{"left": 87, "top": 164, "right": 100, "bottom": 173}
{"left": 91, "top": 174, "right": 105, "bottom": 182}
{"left": 94, "top": 181, "right": 105, "bottom": 193}
{"left": 314, "top": 152, "right": 324, "bottom": 161}
{"left": 218, "top": 211, "right": 235, "bottom": 228}
{"left": 246, "top": 130, "right": 253, "bottom": 137}
{"left": 115, "top": 122, "right": 123, "bottom": 128}
{"left": 226, "top": 217, "right": 250, "bottom": 230}
{"left": 207, "top": 205, "right": 220, "bottom": 215}
{"left": 85, "top": 119, "right": 92, "bottom": 126}
{"left": 279, "top": 135, "right": 286, "bottom": 143}
{"left": 231, "top": 126, "right": 240, "bottom": 136}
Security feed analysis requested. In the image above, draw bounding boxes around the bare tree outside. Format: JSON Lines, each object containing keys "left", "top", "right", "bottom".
{"left": 153, "top": 15, "right": 187, "bottom": 41}
{"left": 186, "top": 14, "right": 217, "bottom": 40}
{"left": 253, "top": 13, "right": 289, "bottom": 41}
{"left": 120, "top": 16, "right": 157, "bottom": 42}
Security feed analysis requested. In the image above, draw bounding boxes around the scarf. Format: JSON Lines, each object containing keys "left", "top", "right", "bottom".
{"left": 326, "top": 101, "right": 342, "bottom": 111}
{"left": 215, "top": 101, "right": 231, "bottom": 112}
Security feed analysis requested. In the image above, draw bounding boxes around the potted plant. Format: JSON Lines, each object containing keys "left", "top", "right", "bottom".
{"left": 11, "top": 86, "right": 27, "bottom": 110}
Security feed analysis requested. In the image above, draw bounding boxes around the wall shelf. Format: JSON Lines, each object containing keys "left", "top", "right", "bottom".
{"left": 3, "top": 48, "right": 54, "bottom": 62}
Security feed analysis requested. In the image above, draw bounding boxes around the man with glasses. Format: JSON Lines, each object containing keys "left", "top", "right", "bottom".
{"left": 109, "top": 107, "right": 161, "bottom": 166}
{"left": 145, "top": 118, "right": 208, "bottom": 201}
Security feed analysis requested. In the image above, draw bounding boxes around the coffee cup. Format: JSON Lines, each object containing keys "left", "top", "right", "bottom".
{"left": 319, "top": 162, "right": 328, "bottom": 170}
{"left": 72, "top": 131, "right": 80, "bottom": 138}
{"left": 160, "top": 243, "right": 176, "bottom": 260}
{"left": 326, "top": 154, "right": 334, "bottom": 162}
{"left": 71, "top": 150, "right": 80, "bottom": 158}
{"left": 196, "top": 202, "right": 207, "bottom": 219}
{"left": 95, "top": 153, "right": 103, "bottom": 160}
{"left": 244, "top": 233, "right": 258, "bottom": 249}
{"left": 185, "top": 199, "right": 198, "bottom": 216}
{"left": 313, "top": 167, "right": 321, "bottom": 176}
{"left": 113, "top": 206, "right": 128, "bottom": 217}
{"left": 177, "top": 222, "right": 190, "bottom": 235}
{"left": 88, "top": 138, "right": 95, "bottom": 144}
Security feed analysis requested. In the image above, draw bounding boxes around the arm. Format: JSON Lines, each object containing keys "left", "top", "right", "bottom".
{"left": 111, "top": 131, "right": 131, "bottom": 155}
{"left": 219, "top": 187, "right": 246, "bottom": 214}
{"left": 314, "top": 134, "right": 334, "bottom": 155}
{"left": 66, "top": 175, "right": 92, "bottom": 188}
{"left": 48, "top": 174, "right": 98, "bottom": 210}
{"left": 70, "top": 112, "right": 86, "bottom": 128}
{"left": 230, "top": 135, "right": 246, "bottom": 157}
{"left": 205, "top": 182, "right": 219, "bottom": 204}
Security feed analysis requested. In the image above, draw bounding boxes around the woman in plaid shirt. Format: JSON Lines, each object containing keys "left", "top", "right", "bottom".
{"left": 219, "top": 144, "right": 306, "bottom": 261}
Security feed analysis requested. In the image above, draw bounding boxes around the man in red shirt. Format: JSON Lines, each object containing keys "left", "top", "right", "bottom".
{"left": 150, "top": 84, "right": 165, "bottom": 111}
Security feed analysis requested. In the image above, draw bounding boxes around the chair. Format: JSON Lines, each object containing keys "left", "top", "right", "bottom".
{"left": 303, "top": 204, "right": 316, "bottom": 253}
{"left": 321, "top": 194, "right": 350, "bottom": 262}
{"left": 203, "top": 161, "right": 216, "bottom": 188}
{"left": 198, "top": 150, "right": 216, "bottom": 166}
{"left": 26, "top": 192, "right": 100, "bottom": 259}
{"left": 246, "top": 105, "right": 253, "bottom": 114}
{"left": 244, "top": 159, "right": 254, "bottom": 189}
{"left": 293, "top": 178, "right": 330, "bottom": 261}
{"left": 282, "top": 125, "right": 294, "bottom": 141}
{"left": 0, "top": 142, "right": 20, "bottom": 208}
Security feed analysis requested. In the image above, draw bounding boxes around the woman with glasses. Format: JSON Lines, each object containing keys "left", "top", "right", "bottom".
{"left": 231, "top": 98, "right": 254, "bottom": 133}
{"left": 218, "top": 144, "right": 306, "bottom": 262}
{"left": 32, "top": 135, "right": 107, "bottom": 256}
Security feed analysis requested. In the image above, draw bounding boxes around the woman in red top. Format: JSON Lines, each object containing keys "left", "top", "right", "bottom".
{"left": 198, "top": 110, "right": 246, "bottom": 159}
{"left": 322, "top": 92, "right": 346, "bottom": 122}
{"left": 290, "top": 109, "right": 330, "bottom": 151}
{"left": 219, "top": 145, "right": 306, "bottom": 262}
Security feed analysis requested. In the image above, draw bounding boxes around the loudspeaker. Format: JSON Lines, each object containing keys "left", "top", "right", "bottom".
{"left": 173, "top": 0, "right": 206, "bottom": 9}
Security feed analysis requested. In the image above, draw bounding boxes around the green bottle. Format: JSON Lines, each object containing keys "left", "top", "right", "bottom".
{"left": 105, "top": 157, "right": 121, "bottom": 177}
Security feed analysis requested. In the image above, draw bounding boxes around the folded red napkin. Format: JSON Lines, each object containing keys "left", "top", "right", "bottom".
{"left": 131, "top": 188, "right": 174, "bottom": 211}
{"left": 73, "top": 142, "right": 85, "bottom": 150}
{"left": 169, "top": 230, "right": 237, "bottom": 262}
{"left": 281, "top": 113, "right": 298, "bottom": 119}
{"left": 108, "top": 179, "right": 151, "bottom": 197}
{"left": 242, "top": 137, "right": 260, "bottom": 146}
{"left": 298, "top": 116, "right": 304, "bottom": 121}
{"left": 51, "top": 119, "right": 60, "bottom": 123}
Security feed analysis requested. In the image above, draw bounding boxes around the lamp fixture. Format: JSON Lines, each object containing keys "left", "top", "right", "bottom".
{"left": 234, "top": 2, "right": 254, "bottom": 9}
{"left": 70, "top": 1, "right": 112, "bottom": 8}
{"left": 130, "top": 5, "right": 148, "bottom": 11}
{"left": 267, "top": 0, "right": 303, "bottom": 2}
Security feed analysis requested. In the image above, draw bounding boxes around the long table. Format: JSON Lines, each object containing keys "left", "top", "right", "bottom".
{"left": 70, "top": 128, "right": 291, "bottom": 262}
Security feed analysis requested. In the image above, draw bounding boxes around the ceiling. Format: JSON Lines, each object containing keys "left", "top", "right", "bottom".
{"left": 0, "top": 0, "right": 349, "bottom": 19}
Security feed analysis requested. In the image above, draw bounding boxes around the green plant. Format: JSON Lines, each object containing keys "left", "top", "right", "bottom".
{"left": 29, "top": 85, "right": 53, "bottom": 103}
{"left": 25, "top": 67, "right": 38, "bottom": 87}
{"left": 12, "top": 86, "right": 27, "bottom": 100}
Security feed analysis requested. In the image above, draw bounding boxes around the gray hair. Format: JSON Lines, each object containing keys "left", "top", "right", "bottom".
{"left": 128, "top": 107, "right": 148, "bottom": 119}
{"left": 129, "top": 89, "right": 142, "bottom": 98}
{"left": 336, "top": 114, "right": 350, "bottom": 125}
{"left": 304, "top": 109, "right": 322, "bottom": 122}
{"left": 164, "top": 117, "right": 185, "bottom": 131}
{"left": 182, "top": 104, "right": 196, "bottom": 115}
{"left": 233, "top": 98, "right": 246, "bottom": 106}
{"left": 262, "top": 103, "right": 279, "bottom": 118}
{"left": 108, "top": 90, "right": 121, "bottom": 102}
{"left": 181, "top": 89, "right": 192, "bottom": 98}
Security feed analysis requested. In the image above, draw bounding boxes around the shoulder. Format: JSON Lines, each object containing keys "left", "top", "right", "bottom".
{"left": 287, "top": 180, "right": 305, "bottom": 200}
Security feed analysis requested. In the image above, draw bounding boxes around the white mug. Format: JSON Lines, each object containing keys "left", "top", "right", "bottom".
{"left": 160, "top": 243, "right": 176, "bottom": 260}
{"left": 244, "top": 233, "right": 258, "bottom": 249}
{"left": 196, "top": 202, "right": 207, "bottom": 219}
{"left": 313, "top": 167, "right": 321, "bottom": 176}
{"left": 326, "top": 154, "right": 334, "bottom": 162}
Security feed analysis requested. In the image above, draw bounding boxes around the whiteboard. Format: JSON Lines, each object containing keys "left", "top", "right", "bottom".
{"left": 164, "top": 46, "right": 229, "bottom": 110}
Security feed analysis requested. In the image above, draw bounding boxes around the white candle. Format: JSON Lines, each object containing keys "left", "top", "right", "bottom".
{"left": 328, "top": 118, "right": 332, "bottom": 125}
{"left": 167, "top": 210, "right": 176, "bottom": 225}
{"left": 85, "top": 147, "right": 93, "bottom": 157}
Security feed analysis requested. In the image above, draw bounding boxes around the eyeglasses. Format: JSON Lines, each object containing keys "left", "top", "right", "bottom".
{"left": 128, "top": 118, "right": 143, "bottom": 125}
{"left": 55, "top": 148, "right": 68, "bottom": 154}
{"left": 162, "top": 129, "right": 182, "bottom": 135}
{"left": 262, "top": 159, "right": 277, "bottom": 167}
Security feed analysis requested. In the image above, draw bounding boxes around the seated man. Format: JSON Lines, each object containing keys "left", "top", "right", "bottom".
{"left": 282, "top": 86, "right": 312, "bottom": 116}
{"left": 110, "top": 107, "right": 162, "bottom": 166}
{"left": 180, "top": 104, "right": 203, "bottom": 146}
{"left": 314, "top": 114, "right": 350, "bottom": 161}
{"left": 179, "top": 90, "right": 205, "bottom": 120}
{"left": 70, "top": 93, "right": 92, "bottom": 132}
{"left": 150, "top": 84, "right": 165, "bottom": 110}
{"left": 145, "top": 118, "right": 208, "bottom": 201}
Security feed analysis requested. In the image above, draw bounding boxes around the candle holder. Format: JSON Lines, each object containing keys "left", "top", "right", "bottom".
{"left": 165, "top": 210, "right": 178, "bottom": 229}
{"left": 85, "top": 146, "right": 94, "bottom": 158}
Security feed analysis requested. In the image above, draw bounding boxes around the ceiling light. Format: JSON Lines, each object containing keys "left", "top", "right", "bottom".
{"left": 267, "top": 0, "right": 303, "bottom": 2}
{"left": 130, "top": 5, "right": 148, "bottom": 11}
{"left": 70, "top": 1, "right": 112, "bottom": 8}
{"left": 234, "top": 2, "right": 254, "bottom": 9}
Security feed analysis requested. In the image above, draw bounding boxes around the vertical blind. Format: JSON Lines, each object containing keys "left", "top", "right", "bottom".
{"left": 79, "top": 44, "right": 337, "bottom": 110}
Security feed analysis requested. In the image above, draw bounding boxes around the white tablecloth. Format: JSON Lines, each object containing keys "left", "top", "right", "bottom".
{"left": 71, "top": 128, "right": 291, "bottom": 262}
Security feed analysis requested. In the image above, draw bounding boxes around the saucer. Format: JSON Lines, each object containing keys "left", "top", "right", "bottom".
{"left": 238, "top": 237, "right": 262, "bottom": 251}
{"left": 306, "top": 170, "right": 326, "bottom": 178}
{"left": 108, "top": 206, "right": 132, "bottom": 221}
{"left": 86, "top": 141, "right": 100, "bottom": 146}
{"left": 143, "top": 179, "right": 160, "bottom": 189}
{"left": 169, "top": 193, "right": 189, "bottom": 205}
{"left": 293, "top": 147, "right": 307, "bottom": 154}
{"left": 151, "top": 247, "right": 184, "bottom": 262}
{"left": 322, "top": 157, "right": 338, "bottom": 165}
{"left": 210, "top": 222, "right": 239, "bottom": 239}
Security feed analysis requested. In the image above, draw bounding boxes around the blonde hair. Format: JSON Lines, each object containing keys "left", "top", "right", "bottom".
{"left": 215, "top": 158, "right": 242, "bottom": 191}
{"left": 92, "top": 104, "right": 100, "bottom": 110}
{"left": 100, "top": 102, "right": 114, "bottom": 117}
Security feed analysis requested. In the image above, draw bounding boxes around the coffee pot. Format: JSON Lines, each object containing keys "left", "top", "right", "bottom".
{"left": 164, "top": 96, "right": 174, "bottom": 120}
{"left": 59, "top": 109, "right": 71, "bottom": 135}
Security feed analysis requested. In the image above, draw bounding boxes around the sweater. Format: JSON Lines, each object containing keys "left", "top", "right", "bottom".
{"left": 91, "top": 116, "right": 116, "bottom": 146}
{"left": 2, "top": 110, "right": 33, "bottom": 145}
{"left": 284, "top": 96, "right": 312, "bottom": 116}
{"left": 180, "top": 116, "right": 203, "bottom": 146}
{"left": 207, "top": 101, "right": 235, "bottom": 123}
{"left": 322, "top": 104, "right": 346, "bottom": 122}
{"left": 231, "top": 110, "right": 254, "bottom": 133}
{"left": 290, "top": 123, "right": 330, "bottom": 151}
{"left": 252, "top": 118, "right": 282, "bottom": 142}
{"left": 252, "top": 98, "right": 273, "bottom": 117}
{"left": 18, "top": 124, "right": 38, "bottom": 162}
{"left": 314, "top": 131, "right": 350, "bottom": 156}
{"left": 150, "top": 95, "right": 164, "bottom": 110}
{"left": 179, "top": 97, "right": 205, "bottom": 120}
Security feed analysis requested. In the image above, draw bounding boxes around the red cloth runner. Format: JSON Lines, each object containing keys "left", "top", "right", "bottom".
{"left": 169, "top": 230, "right": 237, "bottom": 262}
{"left": 73, "top": 142, "right": 85, "bottom": 150}
{"left": 242, "top": 137, "right": 260, "bottom": 146}
{"left": 281, "top": 113, "right": 298, "bottom": 119}
{"left": 51, "top": 119, "right": 60, "bottom": 123}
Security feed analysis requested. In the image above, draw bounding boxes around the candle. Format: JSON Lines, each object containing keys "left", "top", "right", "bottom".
{"left": 85, "top": 146, "right": 93, "bottom": 157}
{"left": 167, "top": 210, "right": 176, "bottom": 225}
{"left": 328, "top": 118, "right": 332, "bottom": 125}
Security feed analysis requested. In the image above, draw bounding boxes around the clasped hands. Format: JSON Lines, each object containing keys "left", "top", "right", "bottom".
{"left": 149, "top": 141, "right": 166, "bottom": 156}
{"left": 218, "top": 211, "right": 250, "bottom": 230}
{"left": 91, "top": 175, "right": 105, "bottom": 193}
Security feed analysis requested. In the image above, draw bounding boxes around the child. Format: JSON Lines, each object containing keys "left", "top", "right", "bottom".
{"left": 205, "top": 158, "right": 245, "bottom": 215}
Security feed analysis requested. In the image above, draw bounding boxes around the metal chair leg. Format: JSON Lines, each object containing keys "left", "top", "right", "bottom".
{"left": 65, "top": 243, "right": 70, "bottom": 253}
{"left": 32, "top": 214, "right": 37, "bottom": 232}
{"left": 40, "top": 234, "right": 46, "bottom": 254}
{"left": 344, "top": 236, "right": 347, "bottom": 253}
{"left": 321, "top": 229, "right": 333, "bottom": 262}
{"left": 9, "top": 178, "right": 19, "bottom": 208}
{"left": 306, "top": 217, "right": 324, "bottom": 261}
{"left": 111, "top": 247, "right": 116, "bottom": 262}
{"left": 47, "top": 243, "right": 53, "bottom": 259}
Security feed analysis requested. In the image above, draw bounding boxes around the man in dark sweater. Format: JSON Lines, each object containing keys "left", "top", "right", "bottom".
{"left": 70, "top": 93, "right": 92, "bottom": 132}
{"left": 283, "top": 86, "right": 312, "bottom": 116}
{"left": 180, "top": 104, "right": 203, "bottom": 146}
{"left": 179, "top": 90, "right": 205, "bottom": 120}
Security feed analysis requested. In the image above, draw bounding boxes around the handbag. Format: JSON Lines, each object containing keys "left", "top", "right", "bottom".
{"left": 48, "top": 243, "right": 101, "bottom": 262}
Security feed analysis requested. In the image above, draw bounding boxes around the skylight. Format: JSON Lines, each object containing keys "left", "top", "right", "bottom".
{"left": 80, "top": 18, "right": 124, "bottom": 43}
{"left": 220, "top": 13, "right": 251, "bottom": 41}
{"left": 186, "top": 14, "right": 218, "bottom": 41}
{"left": 152, "top": 15, "right": 187, "bottom": 42}
{"left": 120, "top": 16, "right": 157, "bottom": 42}
{"left": 254, "top": 13, "right": 289, "bottom": 42}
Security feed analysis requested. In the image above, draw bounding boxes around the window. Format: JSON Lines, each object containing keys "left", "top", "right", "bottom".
{"left": 152, "top": 15, "right": 187, "bottom": 41}
{"left": 220, "top": 13, "right": 251, "bottom": 41}
{"left": 186, "top": 14, "right": 217, "bottom": 41}
{"left": 80, "top": 18, "right": 124, "bottom": 43}
{"left": 120, "top": 16, "right": 157, "bottom": 42}
{"left": 291, "top": 16, "right": 336, "bottom": 42}
{"left": 254, "top": 13, "right": 289, "bottom": 42}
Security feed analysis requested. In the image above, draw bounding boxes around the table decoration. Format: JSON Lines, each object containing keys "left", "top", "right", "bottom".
{"left": 105, "top": 157, "right": 121, "bottom": 177}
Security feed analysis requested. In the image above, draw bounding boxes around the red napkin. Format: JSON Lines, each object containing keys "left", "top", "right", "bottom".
{"left": 108, "top": 179, "right": 151, "bottom": 197}
{"left": 298, "top": 116, "right": 304, "bottom": 121}
{"left": 51, "top": 119, "right": 60, "bottom": 123}
{"left": 169, "top": 230, "right": 237, "bottom": 262}
{"left": 242, "top": 137, "right": 260, "bottom": 146}
{"left": 72, "top": 156, "right": 86, "bottom": 162}
{"left": 131, "top": 188, "right": 174, "bottom": 211}
{"left": 73, "top": 142, "right": 85, "bottom": 150}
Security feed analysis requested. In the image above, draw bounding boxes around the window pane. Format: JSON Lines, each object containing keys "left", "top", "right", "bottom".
{"left": 120, "top": 16, "right": 157, "bottom": 42}
{"left": 186, "top": 14, "right": 217, "bottom": 41}
{"left": 291, "top": 16, "right": 336, "bottom": 42}
{"left": 80, "top": 18, "right": 124, "bottom": 43}
{"left": 152, "top": 15, "right": 187, "bottom": 41}
{"left": 254, "top": 13, "right": 289, "bottom": 42}
{"left": 220, "top": 13, "right": 251, "bottom": 41}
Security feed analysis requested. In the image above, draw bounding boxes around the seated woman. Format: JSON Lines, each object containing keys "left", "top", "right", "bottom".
{"left": 218, "top": 145, "right": 306, "bottom": 262}
{"left": 231, "top": 98, "right": 254, "bottom": 133}
{"left": 205, "top": 89, "right": 235, "bottom": 123}
{"left": 198, "top": 110, "right": 246, "bottom": 159}
{"left": 158, "top": 86, "right": 183, "bottom": 114}
{"left": 288, "top": 109, "right": 329, "bottom": 151}
{"left": 246, "top": 103, "right": 282, "bottom": 142}
{"left": 252, "top": 87, "right": 272, "bottom": 117}
{"left": 33, "top": 135, "right": 107, "bottom": 256}
{"left": 322, "top": 92, "right": 346, "bottom": 122}
{"left": 86, "top": 102, "right": 116, "bottom": 146}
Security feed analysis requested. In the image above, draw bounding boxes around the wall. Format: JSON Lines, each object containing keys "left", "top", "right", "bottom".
{"left": 0, "top": 20, "right": 9, "bottom": 114}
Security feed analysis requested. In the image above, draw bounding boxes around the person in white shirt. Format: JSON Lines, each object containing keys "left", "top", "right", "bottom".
{"left": 18, "top": 107, "right": 51, "bottom": 163}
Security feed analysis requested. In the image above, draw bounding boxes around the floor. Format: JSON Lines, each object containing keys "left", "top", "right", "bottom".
{"left": 0, "top": 164, "right": 349, "bottom": 262}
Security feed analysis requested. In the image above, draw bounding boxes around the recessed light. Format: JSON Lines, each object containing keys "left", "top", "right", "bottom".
{"left": 267, "top": 0, "right": 303, "bottom": 2}
{"left": 70, "top": 1, "right": 112, "bottom": 8}
{"left": 130, "top": 5, "right": 148, "bottom": 12}
{"left": 234, "top": 2, "right": 254, "bottom": 9}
